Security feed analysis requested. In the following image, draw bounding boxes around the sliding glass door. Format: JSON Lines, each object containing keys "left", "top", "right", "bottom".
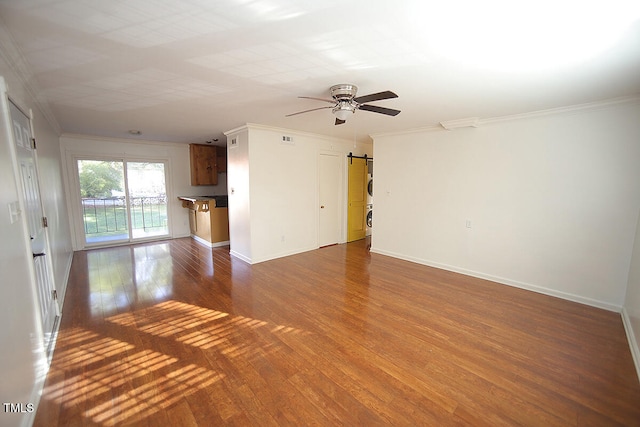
{"left": 77, "top": 159, "right": 169, "bottom": 246}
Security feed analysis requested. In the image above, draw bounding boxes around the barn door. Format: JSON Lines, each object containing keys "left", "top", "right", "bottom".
{"left": 9, "top": 100, "right": 59, "bottom": 342}
{"left": 347, "top": 157, "right": 367, "bottom": 242}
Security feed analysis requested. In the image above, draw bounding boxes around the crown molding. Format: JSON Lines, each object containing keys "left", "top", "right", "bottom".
{"left": 0, "top": 17, "right": 62, "bottom": 135}
{"left": 60, "top": 132, "right": 189, "bottom": 148}
{"left": 478, "top": 95, "right": 640, "bottom": 126}
{"left": 371, "top": 95, "right": 640, "bottom": 140}
{"left": 370, "top": 124, "right": 442, "bottom": 140}
{"left": 440, "top": 117, "right": 479, "bottom": 130}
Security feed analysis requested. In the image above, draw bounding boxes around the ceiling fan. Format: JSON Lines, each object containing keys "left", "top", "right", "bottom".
{"left": 286, "top": 84, "right": 401, "bottom": 125}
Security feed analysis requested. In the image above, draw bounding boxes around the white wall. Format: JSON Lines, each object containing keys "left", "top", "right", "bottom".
{"left": 0, "top": 45, "right": 73, "bottom": 427}
{"left": 623, "top": 210, "right": 640, "bottom": 379}
{"left": 225, "top": 124, "right": 372, "bottom": 264}
{"left": 32, "top": 112, "right": 73, "bottom": 305}
{"left": 372, "top": 100, "right": 640, "bottom": 310}
{"left": 0, "top": 78, "right": 47, "bottom": 427}
{"left": 226, "top": 128, "right": 252, "bottom": 262}
{"left": 60, "top": 135, "right": 227, "bottom": 250}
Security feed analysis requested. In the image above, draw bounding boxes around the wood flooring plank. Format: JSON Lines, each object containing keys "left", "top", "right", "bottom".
{"left": 33, "top": 237, "right": 640, "bottom": 426}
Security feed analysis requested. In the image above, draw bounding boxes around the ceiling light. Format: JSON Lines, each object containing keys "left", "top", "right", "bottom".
{"left": 333, "top": 101, "right": 354, "bottom": 121}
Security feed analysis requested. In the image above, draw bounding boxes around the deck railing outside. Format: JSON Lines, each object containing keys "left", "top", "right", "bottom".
{"left": 82, "top": 196, "right": 167, "bottom": 238}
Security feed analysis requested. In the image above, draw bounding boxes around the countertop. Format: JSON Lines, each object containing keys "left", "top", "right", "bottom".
{"left": 178, "top": 195, "right": 223, "bottom": 202}
{"left": 178, "top": 195, "right": 228, "bottom": 210}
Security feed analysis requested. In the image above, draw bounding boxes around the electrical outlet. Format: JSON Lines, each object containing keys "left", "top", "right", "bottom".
{"left": 465, "top": 219, "right": 472, "bottom": 229}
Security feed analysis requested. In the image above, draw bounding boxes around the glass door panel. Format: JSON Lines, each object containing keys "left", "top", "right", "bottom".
{"left": 127, "top": 162, "right": 169, "bottom": 240}
{"left": 78, "top": 160, "right": 129, "bottom": 245}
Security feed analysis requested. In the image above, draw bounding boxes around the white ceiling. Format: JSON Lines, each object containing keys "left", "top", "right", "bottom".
{"left": 1, "top": 0, "right": 639, "bottom": 144}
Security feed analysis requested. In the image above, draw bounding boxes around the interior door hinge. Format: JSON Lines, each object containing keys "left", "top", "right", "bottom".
{"left": 52, "top": 290, "right": 58, "bottom": 300}
{"left": 31, "top": 138, "right": 36, "bottom": 149}
{"left": 42, "top": 217, "right": 48, "bottom": 228}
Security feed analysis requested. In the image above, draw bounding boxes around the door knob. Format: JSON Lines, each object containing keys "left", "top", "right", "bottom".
{"left": 33, "top": 252, "right": 46, "bottom": 258}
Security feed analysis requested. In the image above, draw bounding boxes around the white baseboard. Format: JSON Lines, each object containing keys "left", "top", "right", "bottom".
{"left": 250, "top": 245, "right": 318, "bottom": 265}
{"left": 191, "top": 235, "right": 230, "bottom": 248}
{"left": 369, "top": 247, "right": 622, "bottom": 312}
{"left": 229, "top": 250, "right": 251, "bottom": 264}
{"left": 229, "top": 245, "right": 318, "bottom": 265}
{"left": 621, "top": 307, "right": 640, "bottom": 382}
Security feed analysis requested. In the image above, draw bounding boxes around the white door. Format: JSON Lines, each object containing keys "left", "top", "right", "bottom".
{"left": 318, "top": 153, "right": 342, "bottom": 247}
{"left": 9, "top": 100, "right": 58, "bottom": 339}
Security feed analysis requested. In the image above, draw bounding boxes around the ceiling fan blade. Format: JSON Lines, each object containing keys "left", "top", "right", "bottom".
{"left": 286, "top": 106, "right": 333, "bottom": 117}
{"left": 358, "top": 104, "right": 401, "bottom": 116}
{"left": 299, "top": 96, "right": 336, "bottom": 104}
{"left": 353, "top": 90, "right": 398, "bottom": 104}
{"left": 335, "top": 118, "right": 346, "bottom": 126}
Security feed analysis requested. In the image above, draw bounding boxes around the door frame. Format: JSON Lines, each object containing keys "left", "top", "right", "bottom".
{"left": 67, "top": 154, "right": 172, "bottom": 249}
{"left": 4, "top": 93, "right": 59, "bottom": 351}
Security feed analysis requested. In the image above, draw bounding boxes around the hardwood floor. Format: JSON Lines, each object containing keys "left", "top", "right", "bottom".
{"left": 34, "top": 237, "right": 640, "bottom": 426}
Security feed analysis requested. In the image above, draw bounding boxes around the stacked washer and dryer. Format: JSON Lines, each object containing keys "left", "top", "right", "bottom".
{"left": 366, "top": 160, "right": 373, "bottom": 236}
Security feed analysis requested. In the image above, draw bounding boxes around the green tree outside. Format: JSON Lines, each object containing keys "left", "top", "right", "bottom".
{"left": 79, "top": 161, "right": 123, "bottom": 198}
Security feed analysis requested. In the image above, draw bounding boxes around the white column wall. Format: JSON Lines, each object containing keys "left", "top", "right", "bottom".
{"left": 225, "top": 124, "right": 372, "bottom": 264}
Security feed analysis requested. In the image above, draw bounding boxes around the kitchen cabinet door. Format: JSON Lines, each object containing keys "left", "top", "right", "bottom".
{"left": 190, "top": 144, "right": 218, "bottom": 185}
{"left": 216, "top": 146, "right": 227, "bottom": 173}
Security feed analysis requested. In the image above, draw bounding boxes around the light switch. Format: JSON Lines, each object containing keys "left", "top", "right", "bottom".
{"left": 8, "top": 201, "right": 21, "bottom": 224}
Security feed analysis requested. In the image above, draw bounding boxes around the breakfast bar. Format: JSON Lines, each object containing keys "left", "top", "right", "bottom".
{"left": 178, "top": 195, "right": 229, "bottom": 247}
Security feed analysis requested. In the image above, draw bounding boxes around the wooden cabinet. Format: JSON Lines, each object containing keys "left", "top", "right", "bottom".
{"left": 189, "top": 144, "right": 227, "bottom": 185}
{"left": 190, "top": 144, "right": 217, "bottom": 185}
{"left": 216, "top": 146, "right": 227, "bottom": 173}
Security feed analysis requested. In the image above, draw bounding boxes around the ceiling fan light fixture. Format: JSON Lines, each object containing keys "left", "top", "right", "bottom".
{"left": 287, "top": 84, "right": 400, "bottom": 126}
{"left": 333, "top": 102, "right": 354, "bottom": 121}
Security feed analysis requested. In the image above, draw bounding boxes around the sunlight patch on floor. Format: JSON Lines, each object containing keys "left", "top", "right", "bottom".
{"left": 39, "top": 299, "right": 314, "bottom": 425}
{"left": 106, "top": 299, "right": 311, "bottom": 354}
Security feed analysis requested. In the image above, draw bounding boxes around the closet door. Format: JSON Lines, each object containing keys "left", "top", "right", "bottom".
{"left": 318, "top": 153, "right": 342, "bottom": 247}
